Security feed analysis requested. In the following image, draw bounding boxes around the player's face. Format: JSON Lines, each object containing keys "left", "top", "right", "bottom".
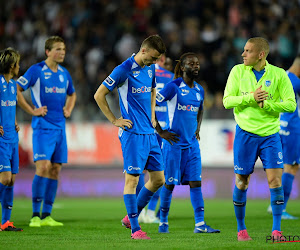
{"left": 241, "top": 42, "right": 262, "bottom": 67}
{"left": 142, "top": 48, "right": 161, "bottom": 66}
{"left": 47, "top": 42, "right": 66, "bottom": 63}
{"left": 183, "top": 56, "right": 200, "bottom": 79}
{"left": 12, "top": 59, "right": 20, "bottom": 77}
{"left": 164, "top": 58, "right": 173, "bottom": 72}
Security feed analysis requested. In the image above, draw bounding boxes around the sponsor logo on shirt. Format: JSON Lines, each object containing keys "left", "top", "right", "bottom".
{"left": 177, "top": 103, "right": 199, "bottom": 112}
{"left": 1, "top": 100, "right": 16, "bottom": 106}
{"left": 45, "top": 86, "right": 66, "bottom": 94}
{"left": 17, "top": 76, "right": 28, "bottom": 86}
{"left": 132, "top": 86, "right": 151, "bottom": 93}
{"left": 234, "top": 165, "right": 243, "bottom": 171}
{"left": 128, "top": 166, "right": 141, "bottom": 171}
{"left": 34, "top": 153, "right": 46, "bottom": 159}
{"left": 0, "top": 165, "right": 10, "bottom": 171}
{"left": 104, "top": 76, "right": 115, "bottom": 86}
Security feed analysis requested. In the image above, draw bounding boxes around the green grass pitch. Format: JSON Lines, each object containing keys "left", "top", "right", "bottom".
{"left": 1, "top": 198, "right": 299, "bottom": 249}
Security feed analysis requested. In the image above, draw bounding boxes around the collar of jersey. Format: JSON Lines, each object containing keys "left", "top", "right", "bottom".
{"left": 244, "top": 60, "right": 270, "bottom": 72}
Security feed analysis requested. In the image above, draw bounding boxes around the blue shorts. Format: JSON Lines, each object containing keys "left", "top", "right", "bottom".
{"left": 163, "top": 139, "right": 202, "bottom": 185}
{"left": 280, "top": 130, "right": 300, "bottom": 165}
{"left": 0, "top": 142, "right": 19, "bottom": 174}
{"left": 119, "top": 129, "right": 163, "bottom": 175}
{"left": 32, "top": 129, "right": 67, "bottom": 163}
{"left": 234, "top": 125, "right": 283, "bottom": 175}
{"left": 155, "top": 133, "right": 163, "bottom": 149}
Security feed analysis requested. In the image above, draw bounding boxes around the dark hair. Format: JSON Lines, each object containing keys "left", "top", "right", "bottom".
{"left": 0, "top": 47, "right": 20, "bottom": 74}
{"left": 45, "top": 36, "right": 65, "bottom": 53}
{"left": 174, "top": 52, "right": 197, "bottom": 79}
{"left": 141, "top": 35, "right": 166, "bottom": 54}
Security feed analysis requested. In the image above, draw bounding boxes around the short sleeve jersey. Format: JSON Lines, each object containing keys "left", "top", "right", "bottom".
{"left": 17, "top": 61, "right": 75, "bottom": 130}
{"left": 0, "top": 75, "right": 18, "bottom": 143}
{"left": 156, "top": 77, "right": 204, "bottom": 147}
{"left": 102, "top": 56, "right": 156, "bottom": 134}
{"left": 280, "top": 71, "right": 300, "bottom": 133}
{"left": 155, "top": 64, "right": 174, "bottom": 130}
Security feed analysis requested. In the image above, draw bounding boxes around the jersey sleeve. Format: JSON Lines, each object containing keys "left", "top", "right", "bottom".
{"left": 66, "top": 70, "right": 75, "bottom": 95}
{"left": 199, "top": 86, "right": 205, "bottom": 110}
{"left": 156, "top": 81, "right": 177, "bottom": 103}
{"left": 263, "top": 70, "right": 296, "bottom": 113}
{"left": 292, "top": 75, "right": 300, "bottom": 95}
{"left": 223, "top": 66, "right": 256, "bottom": 109}
{"left": 151, "top": 64, "right": 156, "bottom": 89}
{"left": 102, "top": 64, "right": 128, "bottom": 91}
{"left": 17, "top": 65, "right": 39, "bottom": 90}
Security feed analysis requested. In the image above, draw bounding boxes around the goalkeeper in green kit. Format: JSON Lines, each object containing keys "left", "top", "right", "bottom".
{"left": 223, "top": 37, "right": 296, "bottom": 241}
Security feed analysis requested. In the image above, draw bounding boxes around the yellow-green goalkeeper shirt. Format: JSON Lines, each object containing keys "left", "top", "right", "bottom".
{"left": 223, "top": 61, "right": 296, "bottom": 136}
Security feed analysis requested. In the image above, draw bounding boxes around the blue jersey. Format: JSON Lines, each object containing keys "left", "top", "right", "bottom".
{"left": 280, "top": 71, "right": 300, "bottom": 133}
{"left": 0, "top": 75, "right": 18, "bottom": 143}
{"left": 17, "top": 61, "right": 75, "bottom": 130}
{"left": 155, "top": 64, "right": 174, "bottom": 130}
{"left": 156, "top": 77, "right": 204, "bottom": 147}
{"left": 102, "top": 55, "right": 156, "bottom": 134}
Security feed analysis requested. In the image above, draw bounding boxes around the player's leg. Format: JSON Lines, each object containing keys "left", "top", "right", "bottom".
{"left": 281, "top": 163, "right": 299, "bottom": 219}
{"left": 261, "top": 132, "right": 285, "bottom": 239}
{"left": 40, "top": 129, "right": 66, "bottom": 226}
{"left": 158, "top": 183, "right": 174, "bottom": 233}
{"left": 0, "top": 142, "right": 22, "bottom": 231}
{"left": 136, "top": 172, "right": 148, "bottom": 223}
{"left": 232, "top": 125, "right": 256, "bottom": 241}
{"left": 146, "top": 187, "right": 161, "bottom": 223}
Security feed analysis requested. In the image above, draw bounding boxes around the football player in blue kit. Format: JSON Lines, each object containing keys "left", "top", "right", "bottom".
{"left": 139, "top": 54, "right": 175, "bottom": 224}
{"left": 94, "top": 35, "right": 176, "bottom": 240}
{"left": 267, "top": 55, "right": 300, "bottom": 219}
{"left": 0, "top": 48, "right": 23, "bottom": 231}
{"left": 156, "top": 52, "right": 220, "bottom": 234}
{"left": 17, "top": 36, "right": 76, "bottom": 227}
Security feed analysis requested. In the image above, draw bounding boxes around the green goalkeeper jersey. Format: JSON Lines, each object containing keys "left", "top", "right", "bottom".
{"left": 223, "top": 61, "right": 296, "bottom": 136}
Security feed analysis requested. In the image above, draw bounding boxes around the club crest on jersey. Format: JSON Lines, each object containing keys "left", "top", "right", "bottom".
{"left": 148, "top": 70, "right": 152, "bottom": 78}
{"left": 133, "top": 71, "right": 140, "bottom": 77}
{"left": 11, "top": 86, "right": 15, "bottom": 94}
{"left": 265, "top": 80, "right": 271, "bottom": 87}
{"left": 196, "top": 93, "right": 201, "bottom": 101}
{"left": 59, "top": 75, "right": 64, "bottom": 82}
{"left": 104, "top": 76, "right": 115, "bottom": 86}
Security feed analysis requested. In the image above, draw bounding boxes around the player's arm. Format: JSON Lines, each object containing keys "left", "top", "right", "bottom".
{"left": 195, "top": 109, "right": 203, "bottom": 141}
{"left": 223, "top": 66, "right": 257, "bottom": 109}
{"left": 151, "top": 88, "right": 157, "bottom": 128}
{"left": 94, "top": 84, "right": 132, "bottom": 129}
{"left": 262, "top": 71, "right": 296, "bottom": 113}
{"left": 63, "top": 92, "right": 76, "bottom": 118}
{"left": 17, "top": 85, "right": 48, "bottom": 116}
{"left": 15, "top": 115, "right": 20, "bottom": 132}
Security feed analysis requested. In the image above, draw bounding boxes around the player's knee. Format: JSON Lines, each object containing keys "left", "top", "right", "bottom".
{"left": 268, "top": 176, "right": 281, "bottom": 188}
{"left": 152, "top": 176, "right": 164, "bottom": 189}
{"left": 0, "top": 177, "right": 11, "bottom": 186}
{"left": 49, "top": 168, "right": 60, "bottom": 179}
{"left": 36, "top": 165, "right": 49, "bottom": 176}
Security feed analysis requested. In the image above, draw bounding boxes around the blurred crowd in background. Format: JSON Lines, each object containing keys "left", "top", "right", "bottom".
{"left": 1, "top": 0, "right": 299, "bottom": 122}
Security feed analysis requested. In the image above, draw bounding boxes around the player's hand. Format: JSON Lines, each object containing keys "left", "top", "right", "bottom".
{"left": 63, "top": 107, "right": 71, "bottom": 118}
{"left": 151, "top": 118, "right": 157, "bottom": 128}
{"left": 112, "top": 117, "right": 133, "bottom": 130}
{"left": 254, "top": 85, "right": 268, "bottom": 102}
{"left": 15, "top": 123, "right": 20, "bottom": 132}
{"left": 159, "top": 130, "right": 180, "bottom": 145}
{"left": 33, "top": 106, "right": 48, "bottom": 117}
{"left": 0, "top": 126, "right": 3, "bottom": 136}
{"left": 195, "top": 129, "right": 200, "bottom": 141}
{"left": 258, "top": 101, "right": 264, "bottom": 108}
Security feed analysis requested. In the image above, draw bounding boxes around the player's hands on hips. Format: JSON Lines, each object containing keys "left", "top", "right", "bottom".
{"left": 33, "top": 106, "right": 48, "bottom": 116}
{"left": 63, "top": 107, "right": 71, "bottom": 118}
{"left": 112, "top": 117, "right": 133, "bottom": 130}
{"left": 0, "top": 126, "right": 3, "bottom": 136}
{"left": 159, "top": 130, "right": 180, "bottom": 145}
{"left": 15, "top": 123, "right": 20, "bottom": 132}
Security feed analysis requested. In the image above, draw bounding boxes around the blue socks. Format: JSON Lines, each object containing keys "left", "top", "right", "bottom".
{"left": 1, "top": 185, "right": 13, "bottom": 224}
{"left": 190, "top": 187, "right": 204, "bottom": 224}
{"left": 136, "top": 173, "right": 145, "bottom": 197}
{"left": 124, "top": 194, "right": 140, "bottom": 233}
{"left": 148, "top": 187, "right": 161, "bottom": 211}
{"left": 270, "top": 186, "right": 284, "bottom": 231}
{"left": 159, "top": 186, "right": 173, "bottom": 223}
{"left": 42, "top": 178, "right": 58, "bottom": 217}
{"left": 233, "top": 185, "right": 247, "bottom": 231}
{"left": 136, "top": 187, "right": 154, "bottom": 215}
{"left": 32, "top": 175, "right": 47, "bottom": 216}
{"left": 282, "top": 173, "right": 294, "bottom": 210}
